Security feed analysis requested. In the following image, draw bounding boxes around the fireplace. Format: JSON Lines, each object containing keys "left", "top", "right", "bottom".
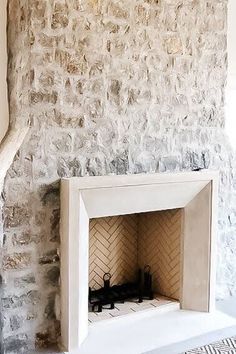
{"left": 60, "top": 171, "right": 218, "bottom": 353}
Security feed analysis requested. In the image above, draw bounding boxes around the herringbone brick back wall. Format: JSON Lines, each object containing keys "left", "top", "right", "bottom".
{"left": 89, "top": 209, "right": 182, "bottom": 300}
{"left": 139, "top": 209, "right": 182, "bottom": 300}
{"left": 89, "top": 215, "right": 139, "bottom": 289}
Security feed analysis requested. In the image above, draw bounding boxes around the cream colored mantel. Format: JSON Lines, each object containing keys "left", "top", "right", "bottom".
{"left": 60, "top": 171, "right": 218, "bottom": 354}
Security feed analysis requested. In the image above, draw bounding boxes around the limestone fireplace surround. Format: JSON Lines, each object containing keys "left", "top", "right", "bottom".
{"left": 60, "top": 171, "right": 218, "bottom": 353}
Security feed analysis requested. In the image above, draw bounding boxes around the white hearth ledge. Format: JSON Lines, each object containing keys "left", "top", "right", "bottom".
{"left": 60, "top": 171, "right": 219, "bottom": 354}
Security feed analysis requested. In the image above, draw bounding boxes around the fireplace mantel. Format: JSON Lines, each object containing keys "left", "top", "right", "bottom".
{"left": 60, "top": 171, "right": 218, "bottom": 353}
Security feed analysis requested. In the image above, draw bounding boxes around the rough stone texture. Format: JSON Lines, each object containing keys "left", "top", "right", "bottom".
{"left": 1, "top": 0, "right": 235, "bottom": 352}
{"left": 3, "top": 334, "right": 31, "bottom": 354}
{"left": 3, "top": 252, "right": 31, "bottom": 271}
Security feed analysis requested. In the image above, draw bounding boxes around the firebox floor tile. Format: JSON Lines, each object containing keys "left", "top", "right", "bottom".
{"left": 88, "top": 294, "right": 176, "bottom": 324}
{"left": 111, "top": 310, "right": 135, "bottom": 317}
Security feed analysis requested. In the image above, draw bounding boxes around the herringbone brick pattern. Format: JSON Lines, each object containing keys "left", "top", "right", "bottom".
{"left": 139, "top": 209, "right": 182, "bottom": 300}
{"left": 89, "top": 215, "right": 139, "bottom": 289}
{"left": 89, "top": 210, "right": 182, "bottom": 300}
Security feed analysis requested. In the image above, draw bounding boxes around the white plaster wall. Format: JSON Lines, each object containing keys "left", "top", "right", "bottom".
{"left": 0, "top": 0, "right": 9, "bottom": 143}
{"left": 226, "top": 0, "right": 236, "bottom": 147}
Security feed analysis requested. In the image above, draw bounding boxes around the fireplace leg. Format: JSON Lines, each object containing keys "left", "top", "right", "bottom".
{"left": 149, "top": 293, "right": 154, "bottom": 300}
{"left": 138, "top": 295, "right": 143, "bottom": 303}
{"left": 92, "top": 304, "right": 103, "bottom": 312}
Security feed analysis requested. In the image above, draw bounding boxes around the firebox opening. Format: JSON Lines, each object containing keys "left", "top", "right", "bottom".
{"left": 88, "top": 209, "right": 182, "bottom": 324}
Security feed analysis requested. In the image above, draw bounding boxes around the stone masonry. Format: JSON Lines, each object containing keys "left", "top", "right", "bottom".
{"left": 1, "top": 0, "right": 236, "bottom": 353}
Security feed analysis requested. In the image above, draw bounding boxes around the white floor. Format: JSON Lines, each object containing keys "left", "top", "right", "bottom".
{"left": 79, "top": 298, "right": 236, "bottom": 354}
{"left": 146, "top": 297, "right": 236, "bottom": 354}
{"left": 146, "top": 326, "right": 236, "bottom": 354}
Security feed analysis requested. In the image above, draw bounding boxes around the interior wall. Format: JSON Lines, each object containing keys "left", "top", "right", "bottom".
{"left": 0, "top": 0, "right": 9, "bottom": 143}
{"left": 89, "top": 215, "right": 139, "bottom": 289}
{"left": 139, "top": 210, "right": 182, "bottom": 300}
{"left": 89, "top": 210, "right": 182, "bottom": 301}
{"left": 2, "top": 0, "right": 235, "bottom": 352}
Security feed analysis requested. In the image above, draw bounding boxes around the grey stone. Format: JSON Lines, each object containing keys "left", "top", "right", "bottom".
{"left": 50, "top": 132, "right": 72, "bottom": 153}
{"left": 14, "top": 274, "right": 36, "bottom": 288}
{"left": 159, "top": 157, "right": 180, "bottom": 172}
{"left": 40, "top": 183, "right": 60, "bottom": 206}
{"left": 182, "top": 151, "right": 210, "bottom": 171}
{"left": 35, "top": 321, "right": 60, "bottom": 349}
{"left": 2, "top": 291, "right": 40, "bottom": 309}
{"left": 110, "top": 152, "right": 129, "bottom": 175}
{"left": 50, "top": 209, "right": 60, "bottom": 242}
{"left": 57, "top": 157, "right": 82, "bottom": 177}
{"left": 39, "top": 250, "right": 59, "bottom": 265}
{"left": 45, "top": 293, "right": 56, "bottom": 320}
{"left": 46, "top": 267, "right": 60, "bottom": 286}
{"left": 4, "top": 335, "right": 29, "bottom": 354}
{"left": 12, "top": 231, "right": 34, "bottom": 246}
{"left": 10, "top": 315, "right": 23, "bottom": 331}
{"left": 4, "top": 205, "right": 30, "bottom": 229}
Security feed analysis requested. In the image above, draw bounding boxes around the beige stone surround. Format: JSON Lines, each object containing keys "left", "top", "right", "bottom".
{"left": 60, "top": 171, "right": 218, "bottom": 353}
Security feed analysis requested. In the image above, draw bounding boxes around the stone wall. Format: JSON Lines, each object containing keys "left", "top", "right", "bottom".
{"left": 0, "top": 0, "right": 9, "bottom": 143}
{"left": 2, "top": 0, "right": 235, "bottom": 352}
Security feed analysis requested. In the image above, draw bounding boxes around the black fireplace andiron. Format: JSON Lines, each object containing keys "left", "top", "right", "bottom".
{"left": 89, "top": 265, "right": 153, "bottom": 313}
